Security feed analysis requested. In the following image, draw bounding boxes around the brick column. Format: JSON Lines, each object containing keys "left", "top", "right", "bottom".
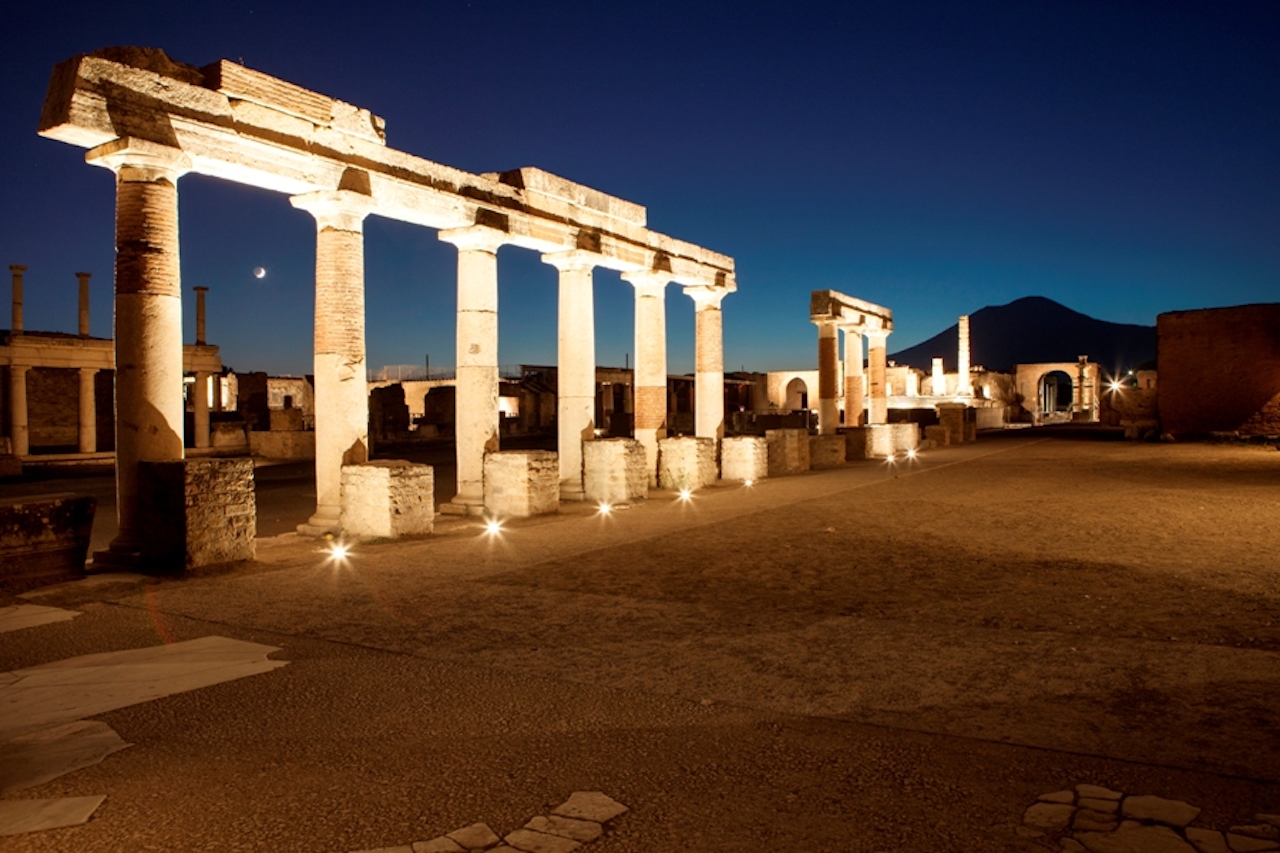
{"left": 9, "top": 365, "right": 30, "bottom": 455}
{"left": 622, "top": 270, "right": 669, "bottom": 484}
{"left": 77, "top": 272, "right": 92, "bottom": 337}
{"left": 194, "top": 285, "right": 208, "bottom": 344}
{"left": 686, "top": 286, "right": 728, "bottom": 441}
{"left": 866, "top": 330, "right": 889, "bottom": 424}
{"left": 291, "top": 188, "right": 375, "bottom": 534}
{"left": 9, "top": 264, "right": 24, "bottom": 335}
{"left": 78, "top": 367, "right": 97, "bottom": 453}
{"left": 440, "top": 225, "right": 508, "bottom": 512}
{"left": 543, "top": 250, "right": 597, "bottom": 500}
{"left": 193, "top": 371, "right": 211, "bottom": 449}
{"left": 86, "top": 139, "right": 191, "bottom": 557}
{"left": 816, "top": 320, "right": 839, "bottom": 435}
{"left": 842, "top": 327, "right": 864, "bottom": 427}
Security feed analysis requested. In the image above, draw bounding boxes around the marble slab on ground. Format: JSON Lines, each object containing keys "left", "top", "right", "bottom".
{"left": 17, "top": 573, "right": 147, "bottom": 600}
{"left": 0, "top": 795, "right": 106, "bottom": 836}
{"left": 0, "top": 720, "right": 130, "bottom": 792}
{"left": 0, "top": 604, "right": 79, "bottom": 633}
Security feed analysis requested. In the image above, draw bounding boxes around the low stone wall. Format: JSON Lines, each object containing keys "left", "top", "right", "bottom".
{"left": 924, "top": 424, "right": 949, "bottom": 446}
{"left": 211, "top": 421, "right": 249, "bottom": 452}
{"left": 249, "top": 430, "right": 315, "bottom": 460}
{"left": 892, "top": 422, "right": 921, "bottom": 454}
{"left": 583, "top": 439, "right": 648, "bottom": 504}
{"left": 937, "top": 403, "right": 972, "bottom": 444}
{"left": 765, "top": 429, "right": 810, "bottom": 476}
{"left": 341, "top": 461, "right": 434, "bottom": 538}
{"left": 0, "top": 494, "right": 95, "bottom": 592}
{"left": 658, "top": 437, "right": 717, "bottom": 491}
{"left": 974, "top": 407, "right": 1004, "bottom": 430}
{"left": 720, "top": 436, "right": 767, "bottom": 482}
{"left": 809, "top": 434, "right": 846, "bottom": 469}
{"left": 844, "top": 425, "right": 895, "bottom": 459}
{"left": 138, "top": 458, "right": 255, "bottom": 573}
{"left": 484, "top": 450, "right": 559, "bottom": 517}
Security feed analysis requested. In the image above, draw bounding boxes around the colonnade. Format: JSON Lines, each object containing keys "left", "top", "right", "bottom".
{"left": 810, "top": 290, "right": 893, "bottom": 434}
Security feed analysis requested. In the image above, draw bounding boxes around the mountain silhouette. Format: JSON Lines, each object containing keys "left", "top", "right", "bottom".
{"left": 889, "top": 296, "right": 1156, "bottom": 374}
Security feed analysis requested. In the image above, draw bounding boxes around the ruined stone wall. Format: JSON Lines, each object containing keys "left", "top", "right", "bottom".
{"left": 27, "top": 367, "right": 79, "bottom": 449}
{"left": 1158, "top": 304, "right": 1280, "bottom": 437}
{"left": 138, "top": 458, "right": 255, "bottom": 572}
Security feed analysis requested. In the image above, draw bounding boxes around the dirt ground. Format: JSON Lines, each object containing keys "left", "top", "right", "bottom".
{"left": 2, "top": 433, "right": 1278, "bottom": 852}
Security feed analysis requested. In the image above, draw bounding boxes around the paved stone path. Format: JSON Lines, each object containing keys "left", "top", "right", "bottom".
{"left": 1021, "top": 784, "right": 1280, "bottom": 852}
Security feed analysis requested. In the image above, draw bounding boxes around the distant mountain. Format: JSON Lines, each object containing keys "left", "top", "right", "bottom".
{"left": 889, "top": 296, "right": 1156, "bottom": 374}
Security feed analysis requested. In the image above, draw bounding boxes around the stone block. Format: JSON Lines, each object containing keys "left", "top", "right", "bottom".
{"left": 484, "top": 451, "right": 559, "bottom": 517}
{"left": 249, "top": 429, "right": 315, "bottom": 460}
{"left": 808, "top": 434, "right": 846, "bottom": 469}
{"left": 892, "top": 422, "right": 920, "bottom": 454}
{"left": 937, "top": 403, "right": 970, "bottom": 444}
{"left": 0, "top": 494, "right": 95, "bottom": 592}
{"left": 341, "top": 460, "right": 434, "bottom": 538}
{"left": 268, "top": 408, "right": 305, "bottom": 431}
{"left": 720, "top": 436, "right": 767, "bottom": 482}
{"left": 658, "top": 437, "right": 717, "bottom": 491}
{"left": 138, "top": 458, "right": 255, "bottom": 573}
{"left": 765, "top": 429, "right": 809, "bottom": 476}
{"left": 924, "top": 424, "right": 949, "bottom": 446}
{"left": 843, "top": 425, "right": 896, "bottom": 459}
{"left": 583, "top": 439, "right": 647, "bottom": 504}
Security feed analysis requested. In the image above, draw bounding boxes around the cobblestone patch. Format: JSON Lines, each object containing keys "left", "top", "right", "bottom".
{"left": 1021, "top": 784, "right": 1280, "bottom": 852}
{"left": 349, "top": 792, "right": 626, "bottom": 853}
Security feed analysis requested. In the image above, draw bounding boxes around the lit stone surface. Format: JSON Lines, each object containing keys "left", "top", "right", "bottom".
{"left": 583, "top": 439, "right": 648, "bottom": 504}
{"left": 924, "top": 423, "right": 949, "bottom": 446}
{"left": 720, "top": 435, "right": 767, "bottom": 482}
{"left": 0, "top": 720, "right": 128, "bottom": 793}
{"left": 524, "top": 815, "right": 602, "bottom": 843}
{"left": 545, "top": 251, "right": 597, "bottom": 500}
{"left": 1079, "top": 785, "right": 1124, "bottom": 801}
{"left": 446, "top": 823, "right": 501, "bottom": 849}
{"left": 1185, "top": 829, "right": 1231, "bottom": 853}
{"left": 412, "top": 837, "right": 466, "bottom": 853}
{"left": 657, "top": 436, "right": 717, "bottom": 491}
{"left": 1225, "top": 834, "right": 1280, "bottom": 853}
{"left": 0, "top": 604, "right": 79, "bottom": 634}
{"left": 340, "top": 461, "right": 434, "bottom": 538}
{"left": 503, "top": 828, "right": 580, "bottom": 853}
{"left": 484, "top": 451, "right": 559, "bottom": 518}
{"left": 891, "top": 423, "right": 921, "bottom": 455}
{"left": 1076, "top": 824, "right": 1196, "bottom": 852}
{"left": 137, "top": 458, "right": 255, "bottom": 572}
{"left": 1025, "top": 803, "right": 1076, "bottom": 832}
{"left": 551, "top": 791, "right": 629, "bottom": 824}
{"left": 765, "top": 428, "right": 809, "bottom": 476}
{"left": 844, "top": 424, "right": 896, "bottom": 459}
{"left": 1122, "top": 796, "right": 1201, "bottom": 828}
{"left": 809, "top": 434, "right": 846, "bottom": 469}
{"left": 937, "top": 402, "right": 971, "bottom": 445}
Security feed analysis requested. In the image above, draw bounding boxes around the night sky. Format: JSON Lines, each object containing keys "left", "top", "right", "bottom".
{"left": 3, "top": 1, "right": 1277, "bottom": 376}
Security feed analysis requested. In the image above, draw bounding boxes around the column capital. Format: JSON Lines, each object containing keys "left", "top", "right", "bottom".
{"left": 78, "top": 366, "right": 100, "bottom": 375}
{"left": 622, "top": 270, "right": 671, "bottom": 298}
{"left": 86, "top": 137, "right": 191, "bottom": 182}
{"left": 865, "top": 328, "right": 890, "bottom": 345}
{"left": 541, "top": 249, "right": 598, "bottom": 272}
{"left": 683, "top": 285, "right": 729, "bottom": 311}
{"left": 291, "top": 189, "right": 376, "bottom": 231}
{"left": 9, "top": 264, "right": 27, "bottom": 274}
{"left": 439, "top": 224, "right": 509, "bottom": 254}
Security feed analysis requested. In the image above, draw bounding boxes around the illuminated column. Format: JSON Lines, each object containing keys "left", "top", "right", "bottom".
{"left": 1075, "top": 356, "right": 1087, "bottom": 417}
{"left": 686, "top": 286, "right": 727, "bottom": 441}
{"left": 9, "top": 264, "right": 24, "bottom": 334}
{"left": 77, "top": 272, "right": 92, "bottom": 337}
{"left": 9, "top": 365, "right": 30, "bottom": 455}
{"left": 866, "top": 330, "right": 889, "bottom": 424}
{"left": 291, "top": 187, "right": 375, "bottom": 534}
{"left": 194, "top": 285, "right": 208, "bottom": 344}
{"left": 816, "top": 320, "right": 839, "bottom": 434}
{"left": 842, "top": 327, "right": 864, "bottom": 427}
{"left": 86, "top": 139, "right": 190, "bottom": 555}
{"left": 440, "top": 225, "right": 507, "bottom": 511}
{"left": 622, "top": 270, "right": 669, "bottom": 483}
{"left": 957, "top": 314, "right": 973, "bottom": 396}
{"left": 931, "top": 357, "right": 945, "bottom": 396}
{"left": 78, "top": 367, "right": 97, "bottom": 453}
{"left": 193, "top": 371, "right": 211, "bottom": 449}
{"left": 544, "top": 250, "right": 597, "bottom": 500}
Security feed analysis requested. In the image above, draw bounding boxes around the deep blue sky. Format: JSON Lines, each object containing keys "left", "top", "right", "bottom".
{"left": 3, "top": 1, "right": 1277, "bottom": 375}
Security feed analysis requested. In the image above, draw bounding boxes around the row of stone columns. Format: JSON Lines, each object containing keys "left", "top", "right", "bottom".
{"left": 6, "top": 364, "right": 100, "bottom": 456}
{"left": 814, "top": 323, "right": 888, "bottom": 433}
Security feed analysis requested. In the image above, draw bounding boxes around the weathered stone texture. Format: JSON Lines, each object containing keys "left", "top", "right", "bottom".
{"left": 249, "top": 430, "right": 314, "bottom": 460}
{"left": 484, "top": 450, "right": 559, "bottom": 517}
{"left": 657, "top": 436, "right": 717, "bottom": 491}
{"left": 844, "top": 424, "right": 895, "bottom": 459}
{"left": 892, "top": 422, "right": 920, "bottom": 454}
{"left": 809, "top": 434, "right": 846, "bottom": 469}
{"left": 341, "top": 460, "right": 434, "bottom": 538}
{"left": 0, "top": 494, "right": 95, "bottom": 592}
{"left": 765, "top": 428, "right": 809, "bottom": 475}
{"left": 936, "top": 403, "right": 971, "bottom": 445}
{"left": 720, "top": 435, "right": 767, "bottom": 482}
{"left": 924, "top": 424, "right": 949, "bottom": 446}
{"left": 138, "top": 458, "right": 255, "bottom": 572}
{"left": 583, "top": 439, "right": 647, "bottom": 504}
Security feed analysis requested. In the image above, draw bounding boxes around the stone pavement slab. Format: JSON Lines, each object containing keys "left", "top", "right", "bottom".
{"left": 0, "top": 795, "right": 105, "bottom": 836}
{"left": 0, "top": 604, "right": 78, "bottom": 633}
{"left": 0, "top": 719, "right": 129, "bottom": 792}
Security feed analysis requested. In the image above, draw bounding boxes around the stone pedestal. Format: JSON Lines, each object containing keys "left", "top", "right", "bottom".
{"left": 809, "top": 434, "right": 847, "bottom": 469}
{"left": 937, "top": 403, "right": 971, "bottom": 445}
{"left": 340, "top": 460, "right": 434, "bottom": 538}
{"left": 583, "top": 439, "right": 648, "bottom": 504}
{"left": 484, "top": 450, "right": 559, "bottom": 518}
{"left": 844, "top": 425, "right": 896, "bottom": 459}
{"left": 892, "top": 422, "right": 920, "bottom": 454}
{"left": 720, "top": 436, "right": 767, "bottom": 482}
{"left": 658, "top": 436, "right": 717, "bottom": 491}
{"left": 924, "top": 424, "right": 949, "bottom": 446}
{"left": 136, "top": 458, "right": 255, "bottom": 573}
{"left": 765, "top": 428, "right": 810, "bottom": 476}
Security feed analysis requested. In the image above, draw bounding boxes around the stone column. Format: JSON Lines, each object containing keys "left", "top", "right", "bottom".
{"left": 957, "top": 314, "right": 973, "bottom": 396}
{"left": 439, "top": 225, "right": 507, "bottom": 512}
{"left": 543, "top": 250, "right": 597, "bottom": 500}
{"left": 931, "top": 357, "right": 945, "bottom": 396}
{"left": 866, "top": 330, "right": 889, "bottom": 424}
{"left": 77, "top": 272, "right": 92, "bottom": 337}
{"left": 9, "top": 365, "right": 30, "bottom": 455}
{"left": 842, "top": 327, "right": 864, "bottom": 427}
{"left": 193, "top": 371, "right": 211, "bottom": 449}
{"left": 78, "top": 367, "right": 97, "bottom": 453}
{"left": 9, "top": 264, "right": 25, "bottom": 335}
{"left": 194, "top": 285, "right": 208, "bottom": 344}
{"left": 622, "top": 271, "right": 669, "bottom": 483}
{"left": 86, "top": 139, "right": 191, "bottom": 556}
{"left": 816, "top": 320, "right": 839, "bottom": 435}
{"left": 290, "top": 188, "right": 376, "bottom": 534}
{"left": 686, "top": 286, "right": 728, "bottom": 441}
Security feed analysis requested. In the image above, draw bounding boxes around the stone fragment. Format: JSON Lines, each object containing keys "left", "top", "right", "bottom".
{"left": 1073, "top": 808, "right": 1119, "bottom": 832}
{"left": 0, "top": 796, "right": 106, "bottom": 836}
{"left": 1061, "top": 840, "right": 1087, "bottom": 853}
{"left": 1076, "top": 824, "right": 1196, "bottom": 852}
{"left": 1039, "top": 790, "right": 1077, "bottom": 804}
{"left": 551, "top": 791, "right": 629, "bottom": 824}
{"left": 1081, "top": 798, "right": 1121, "bottom": 813}
{"left": 1078, "top": 784, "right": 1123, "bottom": 801}
{"left": 1226, "top": 834, "right": 1280, "bottom": 852}
{"left": 1232, "top": 826, "right": 1280, "bottom": 842}
{"left": 525, "top": 815, "right": 602, "bottom": 843}
{"left": 1184, "top": 828, "right": 1230, "bottom": 853}
{"left": 412, "top": 838, "right": 465, "bottom": 853}
{"left": 1121, "top": 796, "right": 1201, "bottom": 828}
{"left": 446, "top": 823, "right": 501, "bottom": 850}
{"left": 0, "top": 720, "right": 130, "bottom": 793}
{"left": 502, "top": 828, "right": 580, "bottom": 853}
{"left": 1024, "top": 802, "right": 1075, "bottom": 832}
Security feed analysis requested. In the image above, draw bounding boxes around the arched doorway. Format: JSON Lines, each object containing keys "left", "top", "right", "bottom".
{"left": 785, "top": 377, "right": 809, "bottom": 411}
{"left": 1039, "top": 370, "right": 1074, "bottom": 421}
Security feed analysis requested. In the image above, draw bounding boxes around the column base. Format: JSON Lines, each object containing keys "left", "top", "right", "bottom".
{"left": 559, "top": 483, "right": 586, "bottom": 502}
{"left": 90, "top": 544, "right": 142, "bottom": 572}
{"left": 297, "top": 507, "right": 340, "bottom": 537}
{"left": 439, "top": 501, "right": 486, "bottom": 517}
